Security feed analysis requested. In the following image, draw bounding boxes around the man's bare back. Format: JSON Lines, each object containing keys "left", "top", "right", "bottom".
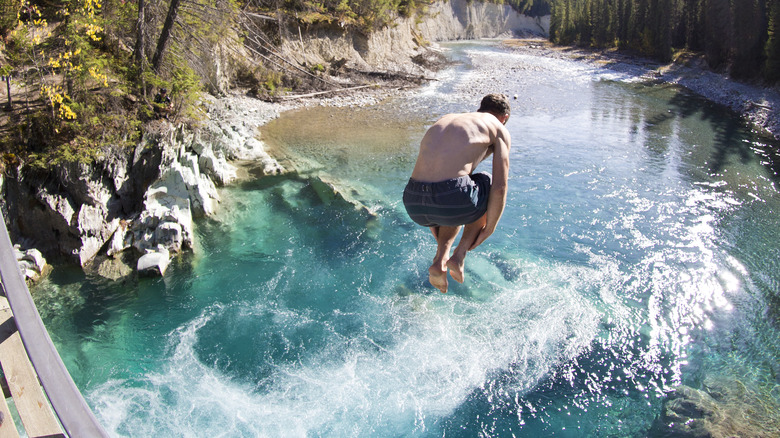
{"left": 403, "top": 94, "right": 512, "bottom": 293}
{"left": 411, "top": 112, "right": 504, "bottom": 182}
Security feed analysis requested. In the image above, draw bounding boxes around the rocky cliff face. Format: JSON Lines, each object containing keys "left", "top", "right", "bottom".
{"left": 280, "top": 0, "right": 548, "bottom": 74}
{"left": 419, "top": 0, "right": 548, "bottom": 41}
{"left": 2, "top": 148, "right": 149, "bottom": 267}
{"left": 1, "top": 95, "right": 287, "bottom": 279}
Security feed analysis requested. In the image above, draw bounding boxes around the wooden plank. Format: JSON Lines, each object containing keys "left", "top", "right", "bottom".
{"left": 0, "top": 298, "right": 19, "bottom": 438}
{"left": 0, "top": 378, "right": 20, "bottom": 438}
{"left": 0, "top": 211, "right": 108, "bottom": 437}
{"left": 0, "top": 297, "right": 63, "bottom": 438}
{"left": 0, "top": 298, "right": 20, "bottom": 438}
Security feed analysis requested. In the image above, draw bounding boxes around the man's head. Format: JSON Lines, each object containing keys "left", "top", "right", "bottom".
{"left": 477, "top": 93, "right": 510, "bottom": 123}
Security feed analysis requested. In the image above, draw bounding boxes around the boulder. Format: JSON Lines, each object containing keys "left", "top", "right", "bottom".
{"left": 76, "top": 203, "right": 120, "bottom": 265}
{"left": 92, "top": 253, "right": 134, "bottom": 281}
{"left": 239, "top": 138, "right": 268, "bottom": 161}
{"left": 132, "top": 183, "right": 193, "bottom": 255}
{"left": 13, "top": 245, "right": 49, "bottom": 283}
{"left": 189, "top": 174, "right": 219, "bottom": 217}
{"left": 652, "top": 377, "right": 780, "bottom": 438}
{"left": 107, "top": 220, "right": 132, "bottom": 257}
{"left": 154, "top": 221, "right": 184, "bottom": 253}
{"left": 19, "top": 247, "right": 46, "bottom": 273}
{"left": 137, "top": 246, "right": 171, "bottom": 276}
{"left": 5, "top": 155, "right": 128, "bottom": 267}
{"left": 198, "top": 147, "right": 237, "bottom": 185}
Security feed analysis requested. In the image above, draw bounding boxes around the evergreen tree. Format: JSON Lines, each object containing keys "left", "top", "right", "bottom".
{"left": 590, "top": 0, "right": 608, "bottom": 47}
{"left": 616, "top": 0, "right": 632, "bottom": 49}
{"left": 629, "top": 0, "right": 650, "bottom": 53}
{"left": 703, "top": 0, "right": 731, "bottom": 69}
{"left": 549, "top": 0, "right": 563, "bottom": 43}
{"left": 577, "top": 0, "right": 593, "bottom": 45}
{"left": 731, "top": 0, "right": 767, "bottom": 79}
{"left": 134, "top": 0, "right": 147, "bottom": 69}
{"left": 655, "top": 0, "right": 673, "bottom": 61}
{"left": 551, "top": 0, "right": 575, "bottom": 45}
{"left": 680, "top": 0, "right": 705, "bottom": 51}
{"left": 766, "top": 0, "right": 780, "bottom": 82}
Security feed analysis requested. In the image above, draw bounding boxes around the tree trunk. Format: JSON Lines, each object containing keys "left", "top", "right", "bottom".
{"left": 133, "top": 0, "right": 146, "bottom": 67}
{"left": 4, "top": 75, "right": 11, "bottom": 109}
{"left": 152, "top": 0, "right": 183, "bottom": 73}
{"left": 766, "top": 0, "right": 780, "bottom": 82}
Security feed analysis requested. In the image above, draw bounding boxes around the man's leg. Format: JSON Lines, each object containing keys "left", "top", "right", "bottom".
{"left": 446, "top": 214, "right": 487, "bottom": 284}
{"left": 429, "top": 225, "right": 461, "bottom": 293}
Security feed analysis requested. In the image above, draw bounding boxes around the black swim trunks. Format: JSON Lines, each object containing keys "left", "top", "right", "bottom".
{"left": 403, "top": 172, "right": 491, "bottom": 227}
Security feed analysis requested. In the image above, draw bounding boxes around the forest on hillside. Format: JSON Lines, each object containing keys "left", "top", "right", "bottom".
{"left": 546, "top": 0, "right": 780, "bottom": 83}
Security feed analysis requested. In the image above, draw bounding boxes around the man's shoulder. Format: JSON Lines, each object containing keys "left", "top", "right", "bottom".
{"left": 440, "top": 112, "right": 493, "bottom": 126}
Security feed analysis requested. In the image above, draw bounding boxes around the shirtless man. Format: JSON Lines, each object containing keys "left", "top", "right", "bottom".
{"left": 403, "top": 94, "right": 511, "bottom": 293}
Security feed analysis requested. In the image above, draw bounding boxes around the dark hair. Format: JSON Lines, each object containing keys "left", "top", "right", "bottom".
{"left": 478, "top": 93, "right": 510, "bottom": 116}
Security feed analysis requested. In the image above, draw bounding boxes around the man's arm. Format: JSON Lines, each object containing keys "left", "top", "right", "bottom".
{"left": 469, "top": 131, "right": 510, "bottom": 250}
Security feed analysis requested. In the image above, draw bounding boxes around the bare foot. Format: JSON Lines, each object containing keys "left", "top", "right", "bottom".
{"left": 446, "top": 256, "right": 465, "bottom": 284}
{"left": 428, "top": 265, "right": 448, "bottom": 293}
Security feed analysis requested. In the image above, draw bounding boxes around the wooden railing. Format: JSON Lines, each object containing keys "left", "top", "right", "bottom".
{"left": 0, "top": 211, "right": 109, "bottom": 438}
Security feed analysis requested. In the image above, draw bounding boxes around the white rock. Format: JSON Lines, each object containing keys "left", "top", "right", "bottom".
{"left": 137, "top": 246, "right": 171, "bottom": 276}
{"left": 15, "top": 247, "right": 48, "bottom": 282}
{"left": 77, "top": 204, "right": 106, "bottom": 233}
{"left": 107, "top": 222, "right": 132, "bottom": 257}
{"left": 78, "top": 236, "right": 105, "bottom": 266}
{"left": 20, "top": 248, "right": 46, "bottom": 273}
{"left": 154, "top": 221, "right": 184, "bottom": 253}
{"left": 261, "top": 155, "right": 285, "bottom": 175}
{"left": 37, "top": 191, "right": 76, "bottom": 225}
{"left": 17, "top": 259, "right": 33, "bottom": 272}
{"left": 199, "top": 147, "right": 237, "bottom": 185}
{"left": 189, "top": 174, "right": 218, "bottom": 217}
{"left": 23, "top": 267, "right": 38, "bottom": 281}
{"left": 133, "top": 170, "right": 194, "bottom": 255}
{"left": 12, "top": 244, "right": 24, "bottom": 260}
{"left": 236, "top": 138, "right": 266, "bottom": 161}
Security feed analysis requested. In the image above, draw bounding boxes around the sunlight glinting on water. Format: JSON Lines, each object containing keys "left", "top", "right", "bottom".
{"left": 559, "top": 182, "right": 742, "bottom": 393}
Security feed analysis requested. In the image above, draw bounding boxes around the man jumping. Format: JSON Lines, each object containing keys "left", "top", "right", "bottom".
{"left": 403, "top": 93, "right": 512, "bottom": 293}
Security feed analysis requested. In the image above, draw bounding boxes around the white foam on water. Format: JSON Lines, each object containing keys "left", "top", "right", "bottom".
{"left": 89, "top": 256, "right": 603, "bottom": 437}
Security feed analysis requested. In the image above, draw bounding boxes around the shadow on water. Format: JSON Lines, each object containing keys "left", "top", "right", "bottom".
{"left": 600, "top": 80, "right": 780, "bottom": 185}
{"left": 666, "top": 88, "right": 780, "bottom": 184}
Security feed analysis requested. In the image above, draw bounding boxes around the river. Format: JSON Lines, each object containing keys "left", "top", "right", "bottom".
{"left": 32, "top": 41, "right": 780, "bottom": 437}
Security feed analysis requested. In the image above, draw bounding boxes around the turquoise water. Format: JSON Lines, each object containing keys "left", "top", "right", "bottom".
{"left": 33, "top": 42, "right": 780, "bottom": 436}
